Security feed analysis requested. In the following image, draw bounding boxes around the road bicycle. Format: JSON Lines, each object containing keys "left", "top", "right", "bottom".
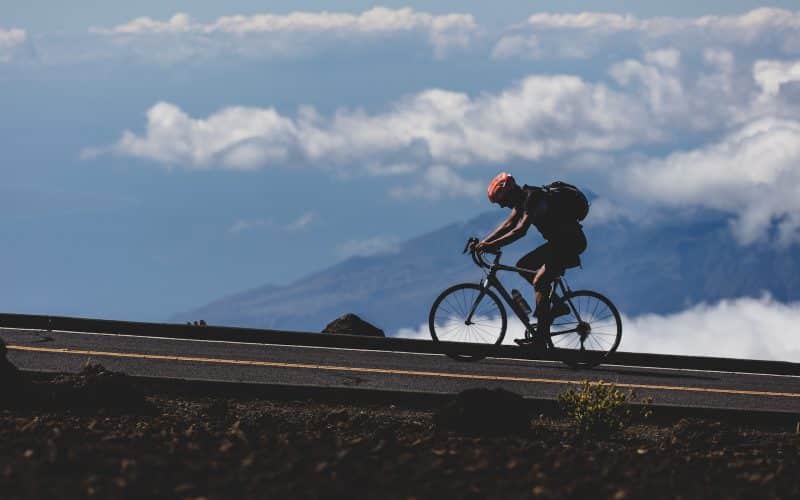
{"left": 428, "top": 237, "right": 622, "bottom": 368}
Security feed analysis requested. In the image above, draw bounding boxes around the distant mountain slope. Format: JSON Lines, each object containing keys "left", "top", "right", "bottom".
{"left": 171, "top": 210, "right": 800, "bottom": 334}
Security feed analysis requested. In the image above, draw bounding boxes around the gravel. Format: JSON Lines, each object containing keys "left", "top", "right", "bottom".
{"left": 1, "top": 366, "right": 798, "bottom": 499}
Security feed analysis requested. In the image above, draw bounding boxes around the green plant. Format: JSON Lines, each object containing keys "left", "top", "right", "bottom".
{"left": 558, "top": 380, "right": 652, "bottom": 434}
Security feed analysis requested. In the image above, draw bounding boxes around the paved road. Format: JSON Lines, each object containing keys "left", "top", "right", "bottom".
{"left": 2, "top": 328, "right": 799, "bottom": 413}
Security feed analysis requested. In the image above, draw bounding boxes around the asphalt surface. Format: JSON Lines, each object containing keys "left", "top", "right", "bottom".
{"left": 2, "top": 327, "right": 799, "bottom": 413}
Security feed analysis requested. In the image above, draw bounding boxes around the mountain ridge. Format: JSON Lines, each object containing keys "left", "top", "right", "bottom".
{"left": 172, "top": 209, "right": 800, "bottom": 334}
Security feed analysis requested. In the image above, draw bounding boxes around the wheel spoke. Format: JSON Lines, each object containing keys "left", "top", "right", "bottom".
{"left": 540, "top": 291, "right": 621, "bottom": 368}
{"left": 430, "top": 285, "right": 506, "bottom": 357}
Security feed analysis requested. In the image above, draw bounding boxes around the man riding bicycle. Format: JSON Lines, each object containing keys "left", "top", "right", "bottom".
{"left": 474, "top": 172, "right": 588, "bottom": 345}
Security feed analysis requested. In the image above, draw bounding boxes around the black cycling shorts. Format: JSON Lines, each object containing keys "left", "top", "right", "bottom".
{"left": 516, "top": 226, "right": 587, "bottom": 284}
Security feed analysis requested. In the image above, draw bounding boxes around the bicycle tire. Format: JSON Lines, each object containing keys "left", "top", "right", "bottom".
{"left": 542, "top": 290, "right": 622, "bottom": 369}
{"left": 428, "top": 283, "right": 507, "bottom": 362}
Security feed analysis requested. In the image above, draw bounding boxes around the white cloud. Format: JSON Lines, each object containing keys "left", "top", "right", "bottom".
{"left": 90, "top": 8, "right": 477, "bottom": 59}
{"left": 89, "top": 51, "right": 800, "bottom": 231}
{"left": 389, "top": 165, "right": 483, "bottom": 200}
{"left": 494, "top": 8, "right": 800, "bottom": 60}
{"left": 622, "top": 294, "right": 800, "bottom": 362}
{"left": 91, "top": 75, "right": 655, "bottom": 170}
{"left": 336, "top": 236, "right": 400, "bottom": 259}
{"left": 395, "top": 294, "right": 800, "bottom": 363}
{"left": 86, "top": 101, "right": 298, "bottom": 170}
{"left": 229, "top": 218, "right": 274, "bottom": 234}
{"left": 82, "top": 10, "right": 800, "bottom": 243}
{"left": 491, "top": 34, "right": 540, "bottom": 59}
{"left": 608, "top": 53, "right": 688, "bottom": 124}
{"left": 582, "top": 198, "right": 627, "bottom": 227}
{"left": 287, "top": 212, "right": 315, "bottom": 231}
{"left": 525, "top": 12, "right": 642, "bottom": 31}
{"left": 93, "top": 13, "right": 194, "bottom": 35}
{"left": 624, "top": 118, "right": 800, "bottom": 245}
{"left": 644, "top": 48, "right": 680, "bottom": 69}
{"left": 0, "top": 27, "right": 26, "bottom": 63}
{"left": 754, "top": 59, "right": 800, "bottom": 97}
{"left": 92, "top": 51, "right": 767, "bottom": 174}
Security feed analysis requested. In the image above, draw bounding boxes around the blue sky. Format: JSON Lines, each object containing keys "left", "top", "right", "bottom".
{"left": 2, "top": 2, "right": 800, "bottom": 321}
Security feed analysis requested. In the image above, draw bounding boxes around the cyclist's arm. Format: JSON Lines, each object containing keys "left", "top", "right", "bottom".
{"left": 481, "top": 208, "right": 521, "bottom": 244}
{"left": 485, "top": 212, "right": 532, "bottom": 248}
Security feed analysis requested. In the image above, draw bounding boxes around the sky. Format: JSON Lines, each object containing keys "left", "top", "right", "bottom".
{"left": 2, "top": 1, "right": 800, "bottom": 329}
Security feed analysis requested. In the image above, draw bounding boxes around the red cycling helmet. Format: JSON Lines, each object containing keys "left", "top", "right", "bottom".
{"left": 487, "top": 172, "right": 517, "bottom": 204}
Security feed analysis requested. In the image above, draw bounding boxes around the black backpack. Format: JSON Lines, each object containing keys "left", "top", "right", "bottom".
{"left": 543, "top": 181, "right": 590, "bottom": 221}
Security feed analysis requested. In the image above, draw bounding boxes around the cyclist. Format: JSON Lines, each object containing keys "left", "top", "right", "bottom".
{"left": 474, "top": 172, "right": 587, "bottom": 345}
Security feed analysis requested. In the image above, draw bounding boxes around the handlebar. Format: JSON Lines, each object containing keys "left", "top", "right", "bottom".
{"left": 463, "top": 237, "right": 500, "bottom": 269}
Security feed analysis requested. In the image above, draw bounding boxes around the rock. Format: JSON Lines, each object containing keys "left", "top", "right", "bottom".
{"left": 322, "top": 314, "right": 385, "bottom": 337}
{"left": 435, "top": 388, "right": 531, "bottom": 436}
{"left": 48, "top": 363, "right": 149, "bottom": 411}
{"left": 668, "top": 418, "right": 728, "bottom": 446}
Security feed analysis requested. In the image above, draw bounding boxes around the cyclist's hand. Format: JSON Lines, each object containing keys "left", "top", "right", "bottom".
{"left": 474, "top": 241, "right": 496, "bottom": 253}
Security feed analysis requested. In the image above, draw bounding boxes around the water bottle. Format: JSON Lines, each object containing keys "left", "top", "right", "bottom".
{"left": 511, "top": 289, "right": 532, "bottom": 317}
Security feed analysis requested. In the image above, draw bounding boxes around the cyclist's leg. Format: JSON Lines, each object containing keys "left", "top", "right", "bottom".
{"left": 516, "top": 245, "right": 547, "bottom": 284}
{"left": 517, "top": 244, "right": 550, "bottom": 309}
{"left": 533, "top": 262, "right": 561, "bottom": 319}
{"left": 545, "top": 227, "right": 587, "bottom": 317}
{"left": 512, "top": 247, "right": 550, "bottom": 345}
{"left": 516, "top": 242, "right": 557, "bottom": 318}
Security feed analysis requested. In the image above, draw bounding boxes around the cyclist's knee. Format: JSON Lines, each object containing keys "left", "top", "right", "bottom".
{"left": 532, "top": 267, "right": 551, "bottom": 292}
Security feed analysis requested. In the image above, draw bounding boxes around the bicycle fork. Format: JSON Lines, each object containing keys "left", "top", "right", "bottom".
{"left": 464, "top": 280, "right": 490, "bottom": 325}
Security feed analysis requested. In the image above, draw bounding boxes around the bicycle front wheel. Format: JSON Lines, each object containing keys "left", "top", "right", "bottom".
{"left": 544, "top": 290, "right": 622, "bottom": 369}
{"left": 429, "top": 283, "right": 507, "bottom": 362}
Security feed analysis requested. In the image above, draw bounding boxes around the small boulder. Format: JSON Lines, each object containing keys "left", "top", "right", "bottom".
{"left": 322, "top": 313, "right": 385, "bottom": 337}
{"left": 48, "top": 363, "right": 149, "bottom": 411}
{"left": 435, "top": 388, "right": 531, "bottom": 435}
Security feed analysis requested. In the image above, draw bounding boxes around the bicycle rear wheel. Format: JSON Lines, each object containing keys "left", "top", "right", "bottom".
{"left": 429, "top": 283, "right": 507, "bottom": 362}
{"left": 544, "top": 290, "right": 622, "bottom": 369}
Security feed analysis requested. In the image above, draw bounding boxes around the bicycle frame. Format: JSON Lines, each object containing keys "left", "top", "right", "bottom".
{"left": 464, "top": 250, "right": 585, "bottom": 342}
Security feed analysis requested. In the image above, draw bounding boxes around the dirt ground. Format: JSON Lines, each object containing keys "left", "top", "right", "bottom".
{"left": 1, "top": 364, "right": 799, "bottom": 499}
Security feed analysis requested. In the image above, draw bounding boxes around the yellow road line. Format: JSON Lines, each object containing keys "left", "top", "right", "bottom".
{"left": 7, "top": 344, "right": 800, "bottom": 399}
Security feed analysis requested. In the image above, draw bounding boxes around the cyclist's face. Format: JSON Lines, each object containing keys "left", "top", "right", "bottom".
{"left": 496, "top": 190, "right": 513, "bottom": 208}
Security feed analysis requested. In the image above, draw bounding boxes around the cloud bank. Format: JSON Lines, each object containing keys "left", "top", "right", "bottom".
{"left": 493, "top": 8, "right": 800, "bottom": 60}
{"left": 395, "top": 294, "right": 800, "bottom": 363}
{"left": 621, "top": 295, "right": 800, "bottom": 362}
{"left": 89, "top": 8, "right": 477, "bottom": 59}
{"left": 79, "top": 7, "right": 800, "bottom": 245}
{"left": 625, "top": 119, "right": 800, "bottom": 245}
{"left": 86, "top": 73, "right": 666, "bottom": 170}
